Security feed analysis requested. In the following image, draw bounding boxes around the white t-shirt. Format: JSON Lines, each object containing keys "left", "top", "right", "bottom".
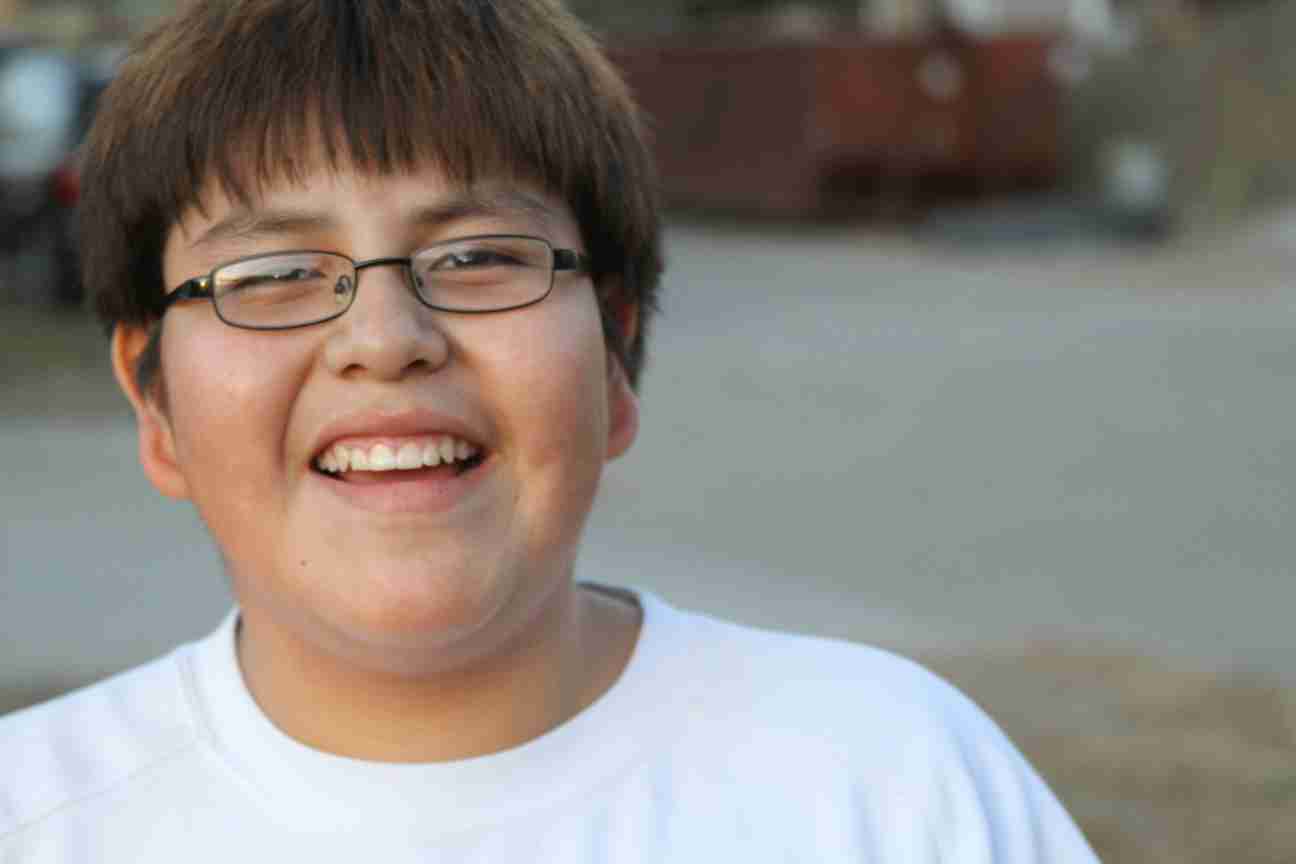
{"left": 0, "top": 589, "right": 1098, "bottom": 862}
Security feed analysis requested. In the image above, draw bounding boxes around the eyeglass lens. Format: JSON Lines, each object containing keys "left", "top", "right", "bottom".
{"left": 211, "top": 236, "right": 555, "bottom": 328}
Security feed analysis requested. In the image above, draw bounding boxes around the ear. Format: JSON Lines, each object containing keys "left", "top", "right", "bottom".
{"left": 111, "top": 325, "right": 190, "bottom": 499}
{"left": 604, "top": 299, "right": 639, "bottom": 462}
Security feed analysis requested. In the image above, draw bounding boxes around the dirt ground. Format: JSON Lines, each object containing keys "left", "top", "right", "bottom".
{"left": 925, "top": 647, "right": 1296, "bottom": 863}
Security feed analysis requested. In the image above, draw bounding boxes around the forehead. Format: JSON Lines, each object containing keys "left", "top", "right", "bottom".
{"left": 165, "top": 152, "right": 576, "bottom": 261}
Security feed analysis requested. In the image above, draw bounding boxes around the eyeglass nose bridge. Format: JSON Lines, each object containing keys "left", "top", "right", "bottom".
{"left": 338, "top": 255, "right": 426, "bottom": 308}
{"left": 352, "top": 255, "right": 418, "bottom": 286}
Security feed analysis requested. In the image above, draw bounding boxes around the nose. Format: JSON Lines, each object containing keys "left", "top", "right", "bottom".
{"left": 322, "top": 261, "right": 450, "bottom": 379}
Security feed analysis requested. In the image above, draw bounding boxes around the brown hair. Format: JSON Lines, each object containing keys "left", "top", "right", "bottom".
{"left": 82, "top": 0, "right": 662, "bottom": 389}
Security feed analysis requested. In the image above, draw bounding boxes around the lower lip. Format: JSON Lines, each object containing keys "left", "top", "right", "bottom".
{"left": 311, "top": 458, "right": 492, "bottom": 515}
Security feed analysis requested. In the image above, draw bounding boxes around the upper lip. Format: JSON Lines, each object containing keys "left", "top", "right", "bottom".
{"left": 308, "top": 406, "right": 490, "bottom": 465}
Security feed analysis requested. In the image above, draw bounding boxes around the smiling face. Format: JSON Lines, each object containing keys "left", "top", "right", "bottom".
{"left": 112, "top": 160, "right": 639, "bottom": 680}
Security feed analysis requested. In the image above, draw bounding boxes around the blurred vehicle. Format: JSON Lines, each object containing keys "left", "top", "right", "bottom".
{"left": 0, "top": 36, "right": 111, "bottom": 308}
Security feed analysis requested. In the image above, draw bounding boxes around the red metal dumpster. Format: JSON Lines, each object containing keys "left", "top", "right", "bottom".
{"left": 608, "top": 32, "right": 1060, "bottom": 215}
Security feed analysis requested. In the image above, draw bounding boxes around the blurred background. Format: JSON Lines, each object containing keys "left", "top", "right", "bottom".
{"left": 3, "top": 0, "right": 1295, "bottom": 860}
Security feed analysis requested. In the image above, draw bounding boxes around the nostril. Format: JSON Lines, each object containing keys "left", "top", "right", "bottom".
{"left": 403, "top": 357, "right": 433, "bottom": 375}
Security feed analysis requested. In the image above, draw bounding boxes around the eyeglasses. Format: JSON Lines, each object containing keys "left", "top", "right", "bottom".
{"left": 160, "top": 234, "right": 590, "bottom": 330}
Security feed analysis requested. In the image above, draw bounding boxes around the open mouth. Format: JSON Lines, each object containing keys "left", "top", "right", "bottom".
{"left": 312, "top": 435, "right": 487, "bottom": 482}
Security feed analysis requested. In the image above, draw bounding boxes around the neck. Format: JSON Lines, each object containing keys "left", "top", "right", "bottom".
{"left": 235, "top": 582, "right": 640, "bottom": 762}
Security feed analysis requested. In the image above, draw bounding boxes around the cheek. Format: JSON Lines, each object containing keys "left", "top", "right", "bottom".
{"left": 488, "top": 296, "right": 609, "bottom": 490}
{"left": 161, "top": 324, "right": 311, "bottom": 520}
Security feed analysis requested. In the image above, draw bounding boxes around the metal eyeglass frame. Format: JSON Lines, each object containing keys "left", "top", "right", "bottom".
{"left": 158, "top": 233, "right": 591, "bottom": 331}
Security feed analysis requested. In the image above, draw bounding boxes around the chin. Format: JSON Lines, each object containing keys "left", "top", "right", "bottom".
{"left": 313, "top": 562, "right": 521, "bottom": 658}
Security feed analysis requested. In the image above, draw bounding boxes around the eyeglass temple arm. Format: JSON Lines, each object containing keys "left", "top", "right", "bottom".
{"left": 554, "top": 249, "right": 590, "bottom": 274}
{"left": 159, "top": 276, "right": 213, "bottom": 311}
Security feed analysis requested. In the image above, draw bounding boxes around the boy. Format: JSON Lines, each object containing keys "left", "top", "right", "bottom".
{"left": 1, "top": 1, "right": 1098, "bottom": 860}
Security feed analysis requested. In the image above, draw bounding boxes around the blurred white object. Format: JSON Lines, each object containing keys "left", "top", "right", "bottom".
{"left": 933, "top": 0, "right": 1133, "bottom": 52}
{"left": 939, "top": 0, "right": 998, "bottom": 35}
{"left": 863, "top": 0, "right": 937, "bottom": 36}
{"left": 765, "top": 3, "right": 837, "bottom": 39}
{"left": 1099, "top": 136, "right": 1171, "bottom": 238}
{"left": 0, "top": 48, "right": 78, "bottom": 181}
{"left": 1065, "top": 0, "right": 1122, "bottom": 47}
{"left": 1101, "top": 137, "right": 1169, "bottom": 212}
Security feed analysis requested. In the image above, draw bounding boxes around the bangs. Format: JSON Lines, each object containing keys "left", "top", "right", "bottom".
{"left": 153, "top": 1, "right": 587, "bottom": 226}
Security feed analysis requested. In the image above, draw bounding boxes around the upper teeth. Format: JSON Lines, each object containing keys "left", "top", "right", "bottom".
{"left": 316, "top": 436, "right": 479, "bottom": 474}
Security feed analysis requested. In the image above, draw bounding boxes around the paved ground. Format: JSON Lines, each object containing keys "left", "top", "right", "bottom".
{"left": 5, "top": 216, "right": 1296, "bottom": 700}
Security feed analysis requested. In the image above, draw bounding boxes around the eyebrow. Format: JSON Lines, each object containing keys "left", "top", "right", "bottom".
{"left": 188, "top": 188, "right": 564, "bottom": 251}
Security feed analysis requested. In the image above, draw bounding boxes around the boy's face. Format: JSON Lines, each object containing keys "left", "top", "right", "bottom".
{"left": 113, "top": 157, "right": 639, "bottom": 677}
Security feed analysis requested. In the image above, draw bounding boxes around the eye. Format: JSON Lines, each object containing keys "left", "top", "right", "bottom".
{"left": 409, "top": 237, "right": 551, "bottom": 301}
{"left": 270, "top": 266, "right": 324, "bottom": 281}
{"left": 429, "top": 247, "right": 521, "bottom": 271}
{"left": 225, "top": 266, "right": 324, "bottom": 291}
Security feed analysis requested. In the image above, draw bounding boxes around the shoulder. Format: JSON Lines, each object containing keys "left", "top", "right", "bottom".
{"left": 655, "top": 599, "right": 980, "bottom": 733}
{"left": 0, "top": 648, "right": 201, "bottom": 838}
{"left": 636, "top": 596, "right": 1097, "bottom": 860}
